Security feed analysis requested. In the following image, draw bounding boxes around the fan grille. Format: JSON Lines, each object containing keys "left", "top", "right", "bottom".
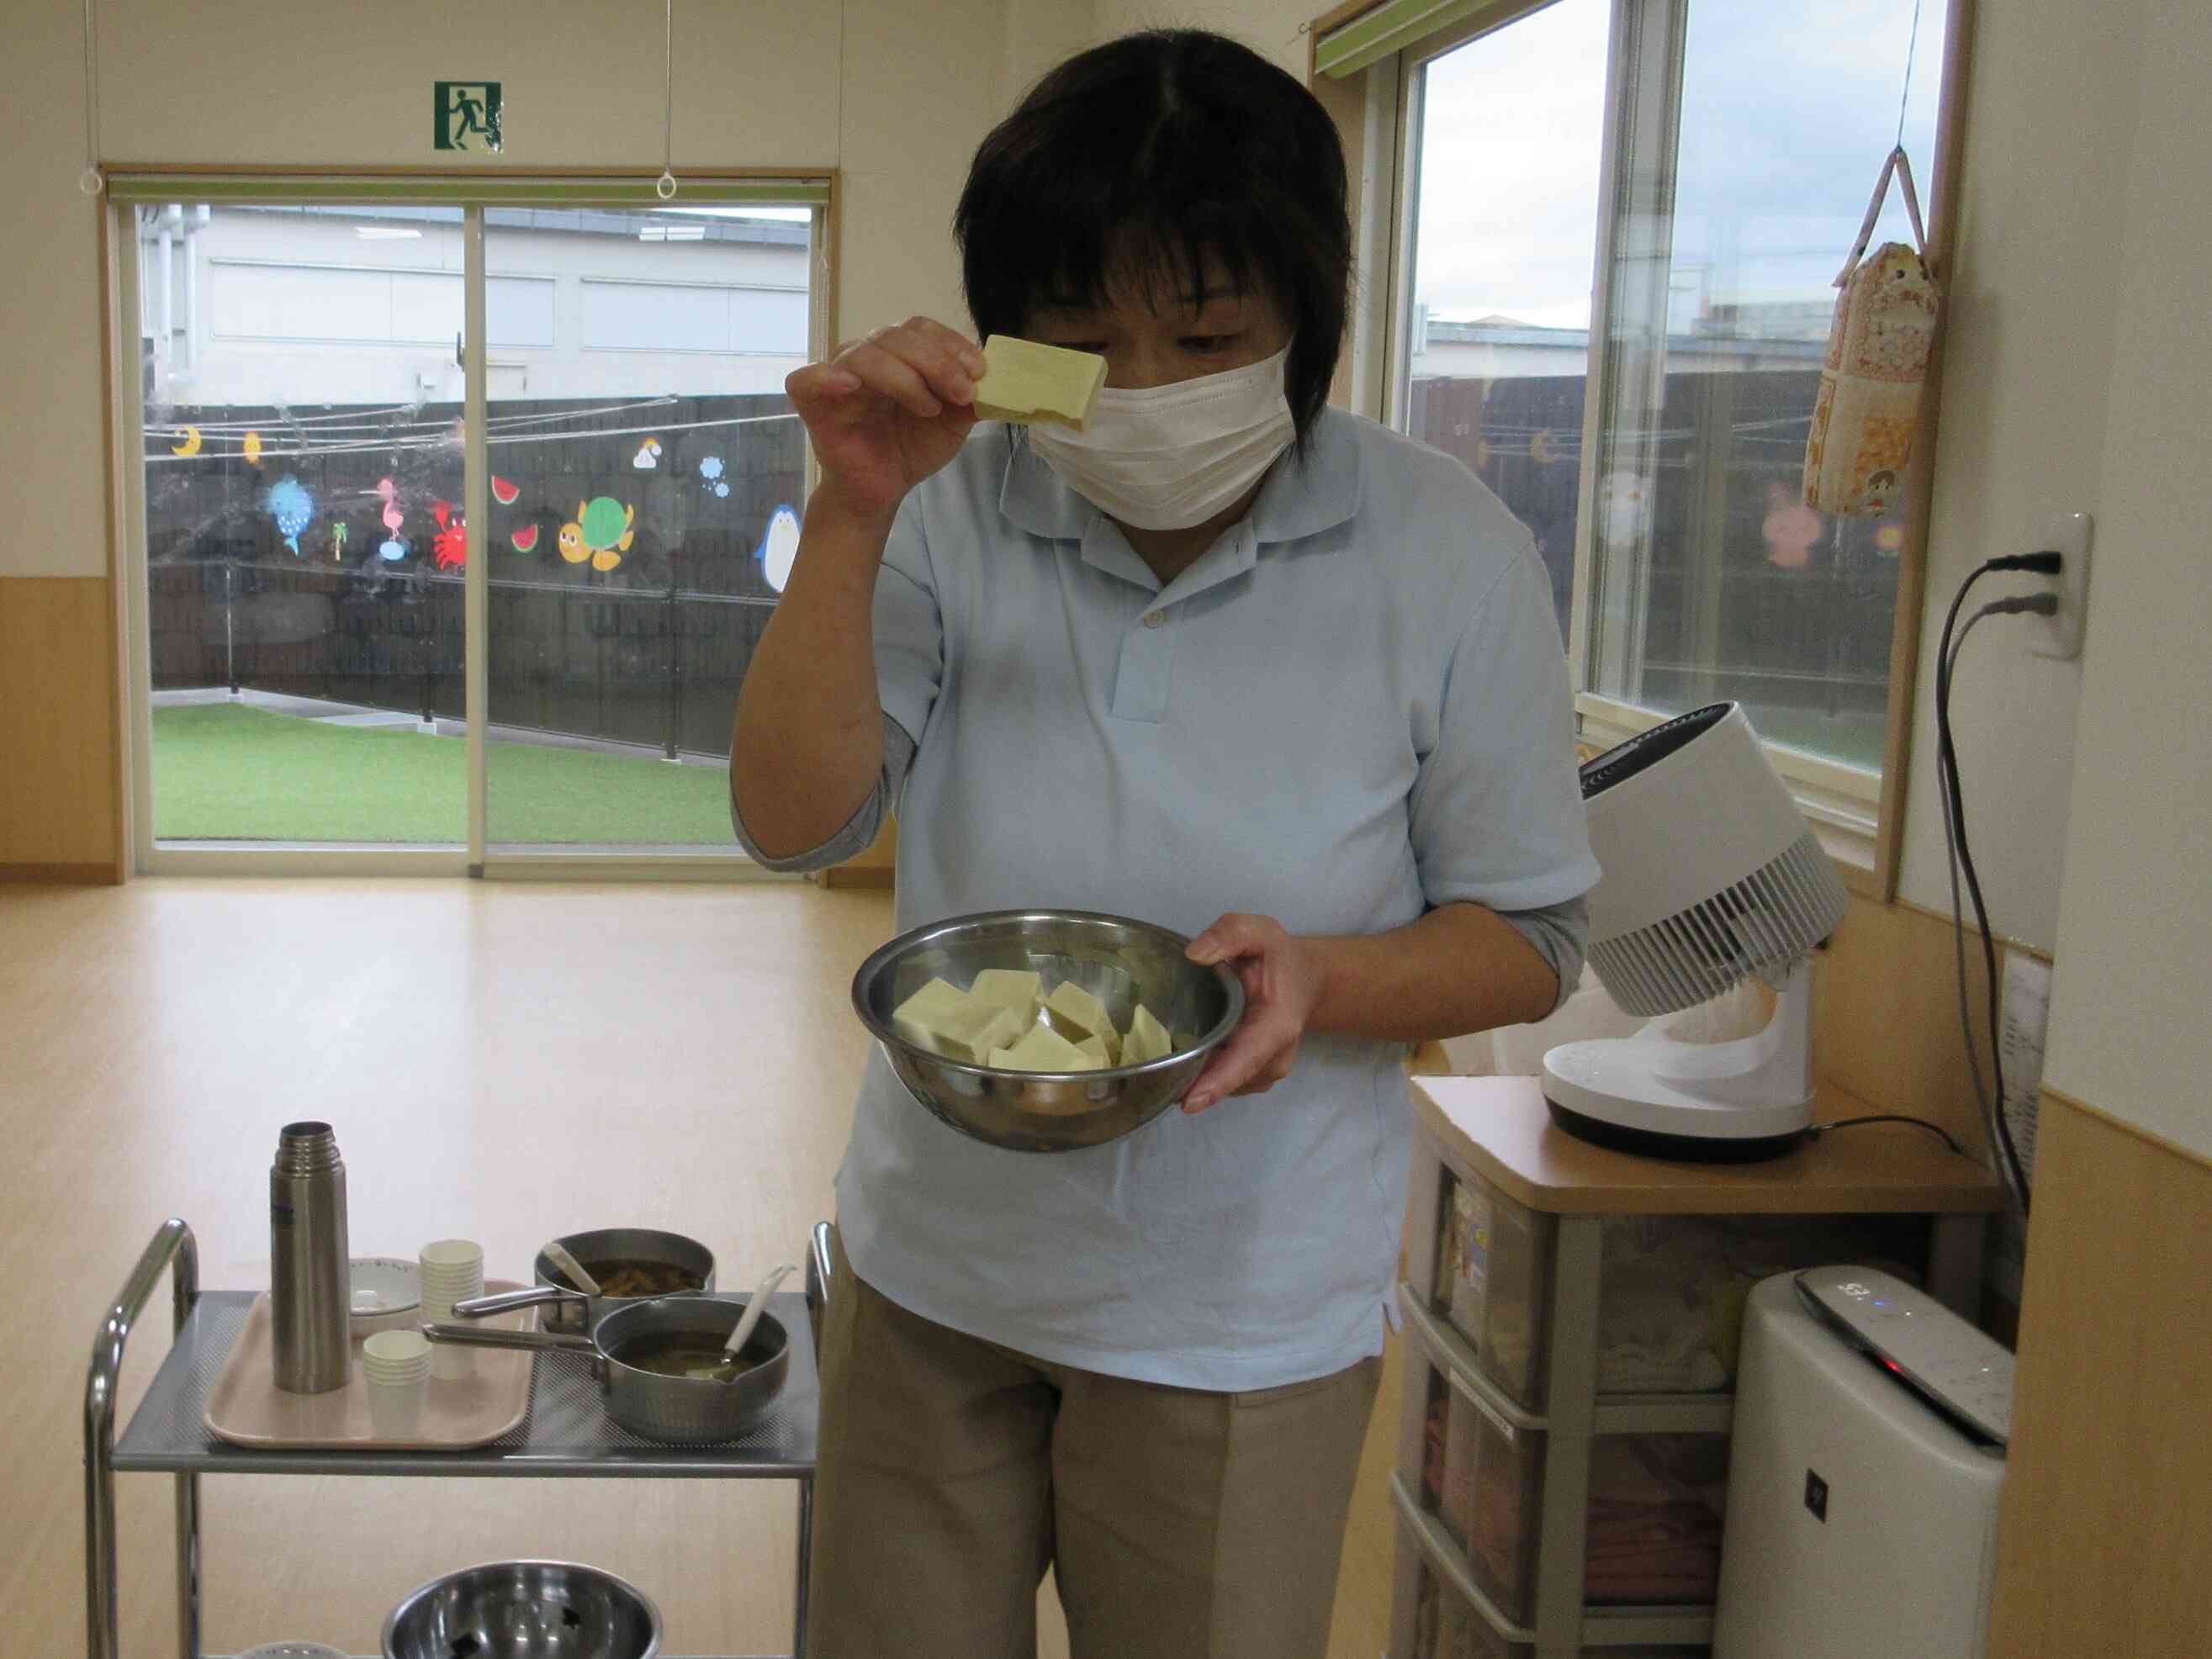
{"left": 1588, "top": 827, "right": 1849, "bottom": 1017}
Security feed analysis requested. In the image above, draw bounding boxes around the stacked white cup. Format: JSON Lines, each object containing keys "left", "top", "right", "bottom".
{"left": 418, "top": 1239, "right": 484, "bottom": 1382}
{"left": 361, "top": 1329, "right": 431, "bottom": 1437}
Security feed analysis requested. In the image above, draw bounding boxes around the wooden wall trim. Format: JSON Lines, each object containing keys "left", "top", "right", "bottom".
{"left": 0, "top": 578, "right": 124, "bottom": 871}
{"left": 2045, "top": 1083, "right": 2212, "bottom": 1176}
{"left": 0, "top": 864, "right": 124, "bottom": 885}
{"left": 1990, "top": 1091, "right": 2212, "bottom": 1656}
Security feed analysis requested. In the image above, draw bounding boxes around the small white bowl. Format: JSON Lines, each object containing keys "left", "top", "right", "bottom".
{"left": 349, "top": 1257, "right": 422, "bottom": 1337}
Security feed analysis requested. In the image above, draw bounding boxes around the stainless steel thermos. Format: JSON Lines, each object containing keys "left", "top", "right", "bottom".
{"left": 269, "top": 1121, "right": 350, "bottom": 1392}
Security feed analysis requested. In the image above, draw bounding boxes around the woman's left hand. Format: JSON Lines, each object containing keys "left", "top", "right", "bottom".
{"left": 1182, "top": 913, "right": 1325, "bottom": 1113}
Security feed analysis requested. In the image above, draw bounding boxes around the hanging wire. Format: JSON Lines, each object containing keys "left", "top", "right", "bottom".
{"left": 77, "top": 0, "right": 103, "bottom": 194}
{"left": 1896, "top": 0, "right": 1926, "bottom": 151}
{"left": 656, "top": 0, "right": 678, "bottom": 200}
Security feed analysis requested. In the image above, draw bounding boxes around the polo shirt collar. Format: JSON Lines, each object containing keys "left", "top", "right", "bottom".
{"left": 995, "top": 408, "right": 1363, "bottom": 551}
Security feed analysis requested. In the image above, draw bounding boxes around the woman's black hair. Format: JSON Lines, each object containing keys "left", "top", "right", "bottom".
{"left": 955, "top": 29, "right": 1352, "bottom": 444}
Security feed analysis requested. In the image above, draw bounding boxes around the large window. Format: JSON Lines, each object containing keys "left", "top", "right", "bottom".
{"left": 1353, "top": 0, "right": 1953, "bottom": 864}
{"left": 123, "top": 185, "right": 826, "bottom": 867}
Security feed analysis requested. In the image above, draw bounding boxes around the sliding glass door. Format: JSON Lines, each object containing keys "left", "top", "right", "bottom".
{"left": 119, "top": 179, "right": 828, "bottom": 870}
{"left": 136, "top": 202, "right": 472, "bottom": 847}
{"left": 479, "top": 204, "right": 812, "bottom": 852}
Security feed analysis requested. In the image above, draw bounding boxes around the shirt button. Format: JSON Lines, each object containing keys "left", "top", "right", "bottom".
{"left": 1142, "top": 610, "right": 1167, "bottom": 629}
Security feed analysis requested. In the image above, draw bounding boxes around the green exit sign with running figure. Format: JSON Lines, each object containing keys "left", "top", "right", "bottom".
{"left": 433, "top": 82, "right": 503, "bottom": 152}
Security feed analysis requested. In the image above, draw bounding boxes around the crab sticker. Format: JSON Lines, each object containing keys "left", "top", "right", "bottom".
{"left": 431, "top": 500, "right": 468, "bottom": 570}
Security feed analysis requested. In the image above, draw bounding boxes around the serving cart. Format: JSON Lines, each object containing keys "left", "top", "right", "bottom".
{"left": 84, "top": 1218, "right": 838, "bottom": 1659}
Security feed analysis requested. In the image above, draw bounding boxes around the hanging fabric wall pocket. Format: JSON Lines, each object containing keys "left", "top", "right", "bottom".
{"left": 1803, "top": 147, "right": 1941, "bottom": 518}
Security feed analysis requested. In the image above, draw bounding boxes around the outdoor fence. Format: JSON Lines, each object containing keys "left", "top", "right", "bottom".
{"left": 145, "top": 393, "right": 803, "bottom": 759}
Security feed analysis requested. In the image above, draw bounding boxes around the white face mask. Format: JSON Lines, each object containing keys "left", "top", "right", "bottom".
{"left": 1025, "top": 344, "right": 1296, "bottom": 531}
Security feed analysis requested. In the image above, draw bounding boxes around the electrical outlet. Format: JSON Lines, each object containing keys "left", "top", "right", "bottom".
{"left": 2030, "top": 510, "right": 2093, "bottom": 658}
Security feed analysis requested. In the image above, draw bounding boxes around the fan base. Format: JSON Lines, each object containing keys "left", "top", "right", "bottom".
{"left": 1546, "top": 1097, "right": 1807, "bottom": 1162}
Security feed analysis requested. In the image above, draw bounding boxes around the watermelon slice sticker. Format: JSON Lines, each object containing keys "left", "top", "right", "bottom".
{"left": 511, "top": 524, "right": 540, "bottom": 553}
{"left": 491, "top": 477, "right": 521, "bottom": 505}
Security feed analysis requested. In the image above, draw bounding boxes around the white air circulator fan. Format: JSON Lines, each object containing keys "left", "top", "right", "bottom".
{"left": 1544, "top": 702, "right": 1852, "bottom": 1160}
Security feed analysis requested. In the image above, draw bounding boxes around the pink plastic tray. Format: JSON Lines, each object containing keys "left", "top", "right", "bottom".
{"left": 203, "top": 1278, "right": 537, "bottom": 1451}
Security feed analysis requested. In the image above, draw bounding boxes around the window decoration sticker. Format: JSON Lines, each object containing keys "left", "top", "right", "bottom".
{"left": 633, "top": 437, "right": 663, "bottom": 470}
{"left": 491, "top": 475, "right": 521, "bottom": 505}
{"left": 511, "top": 523, "right": 541, "bottom": 553}
{"left": 331, "top": 521, "right": 348, "bottom": 562}
{"left": 560, "top": 498, "right": 636, "bottom": 572}
{"left": 756, "top": 503, "right": 801, "bottom": 593}
{"left": 1761, "top": 483, "right": 1823, "bottom": 571}
{"left": 170, "top": 425, "right": 201, "bottom": 457}
{"left": 242, "top": 431, "right": 262, "bottom": 467}
{"left": 431, "top": 500, "right": 468, "bottom": 570}
{"left": 376, "top": 477, "right": 409, "bottom": 562}
{"left": 266, "top": 476, "right": 315, "bottom": 555}
{"left": 699, "top": 455, "right": 729, "bottom": 497}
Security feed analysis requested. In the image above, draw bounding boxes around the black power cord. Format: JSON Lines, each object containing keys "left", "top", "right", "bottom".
{"left": 1807, "top": 1113, "right": 1966, "bottom": 1156}
{"left": 1934, "top": 554, "right": 2059, "bottom": 1218}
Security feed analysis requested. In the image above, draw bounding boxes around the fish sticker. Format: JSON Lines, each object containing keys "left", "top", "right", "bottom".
{"left": 243, "top": 431, "right": 262, "bottom": 467}
{"left": 633, "top": 437, "right": 663, "bottom": 470}
{"left": 560, "top": 498, "right": 636, "bottom": 572}
{"left": 756, "top": 504, "right": 801, "bottom": 594}
{"left": 170, "top": 426, "right": 202, "bottom": 457}
{"left": 431, "top": 500, "right": 468, "bottom": 570}
{"left": 331, "top": 521, "right": 349, "bottom": 561}
{"left": 698, "top": 455, "right": 729, "bottom": 498}
{"left": 266, "top": 475, "right": 315, "bottom": 555}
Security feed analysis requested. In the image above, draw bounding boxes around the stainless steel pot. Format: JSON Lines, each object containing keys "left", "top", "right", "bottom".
{"left": 425, "top": 1292, "right": 789, "bottom": 1445}
{"left": 452, "top": 1228, "right": 716, "bottom": 1334}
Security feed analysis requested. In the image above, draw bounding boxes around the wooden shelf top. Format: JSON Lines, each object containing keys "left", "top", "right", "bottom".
{"left": 1412, "top": 1075, "right": 2006, "bottom": 1216}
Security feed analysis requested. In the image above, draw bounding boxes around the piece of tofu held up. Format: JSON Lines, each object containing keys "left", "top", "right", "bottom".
{"left": 971, "top": 336, "right": 1109, "bottom": 431}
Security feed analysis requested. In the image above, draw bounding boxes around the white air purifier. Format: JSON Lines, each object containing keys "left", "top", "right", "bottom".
{"left": 1544, "top": 703, "right": 1851, "bottom": 1160}
{"left": 1714, "top": 1270, "right": 2010, "bottom": 1657}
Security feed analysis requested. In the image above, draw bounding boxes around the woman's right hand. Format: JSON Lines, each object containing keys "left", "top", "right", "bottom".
{"left": 786, "top": 318, "right": 986, "bottom": 527}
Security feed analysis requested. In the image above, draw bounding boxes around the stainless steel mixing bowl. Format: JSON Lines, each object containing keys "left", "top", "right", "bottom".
{"left": 851, "top": 909, "right": 1246, "bottom": 1153}
{"left": 381, "top": 1560, "right": 660, "bottom": 1659}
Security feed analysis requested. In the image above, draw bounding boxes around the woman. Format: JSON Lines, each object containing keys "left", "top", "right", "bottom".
{"left": 729, "top": 29, "right": 1597, "bottom": 1659}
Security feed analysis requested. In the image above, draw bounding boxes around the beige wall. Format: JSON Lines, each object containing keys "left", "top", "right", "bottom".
{"left": 2037, "top": 0, "right": 2212, "bottom": 1159}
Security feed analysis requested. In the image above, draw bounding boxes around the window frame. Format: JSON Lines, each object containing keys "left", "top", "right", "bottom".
{"left": 1327, "top": 0, "right": 1973, "bottom": 898}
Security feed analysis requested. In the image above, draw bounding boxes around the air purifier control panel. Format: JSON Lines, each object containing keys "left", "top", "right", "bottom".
{"left": 1793, "top": 1265, "right": 2014, "bottom": 1445}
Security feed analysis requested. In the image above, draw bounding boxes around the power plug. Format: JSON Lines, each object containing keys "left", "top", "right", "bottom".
{"left": 2029, "top": 510, "right": 2093, "bottom": 659}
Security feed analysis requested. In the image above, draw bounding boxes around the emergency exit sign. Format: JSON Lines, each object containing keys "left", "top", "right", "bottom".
{"left": 434, "top": 82, "right": 503, "bottom": 152}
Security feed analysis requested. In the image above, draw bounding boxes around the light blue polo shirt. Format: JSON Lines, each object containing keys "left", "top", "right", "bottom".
{"left": 807, "top": 408, "right": 1596, "bottom": 1392}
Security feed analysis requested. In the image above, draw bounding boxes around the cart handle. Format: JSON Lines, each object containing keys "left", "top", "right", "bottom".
{"left": 84, "top": 1218, "right": 198, "bottom": 1659}
{"left": 805, "top": 1219, "right": 836, "bottom": 1363}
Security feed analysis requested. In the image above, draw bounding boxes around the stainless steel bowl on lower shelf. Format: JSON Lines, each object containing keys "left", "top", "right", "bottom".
{"left": 851, "top": 908, "right": 1246, "bottom": 1153}
{"left": 381, "top": 1560, "right": 660, "bottom": 1659}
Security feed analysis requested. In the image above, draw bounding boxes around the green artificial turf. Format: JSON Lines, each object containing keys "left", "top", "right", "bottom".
{"left": 152, "top": 704, "right": 737, "bottom": 845}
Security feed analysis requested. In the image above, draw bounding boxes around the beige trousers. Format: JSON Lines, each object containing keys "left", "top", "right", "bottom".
{"left": 806, "top": 1254, "right": 1383, "bottom": 1659}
